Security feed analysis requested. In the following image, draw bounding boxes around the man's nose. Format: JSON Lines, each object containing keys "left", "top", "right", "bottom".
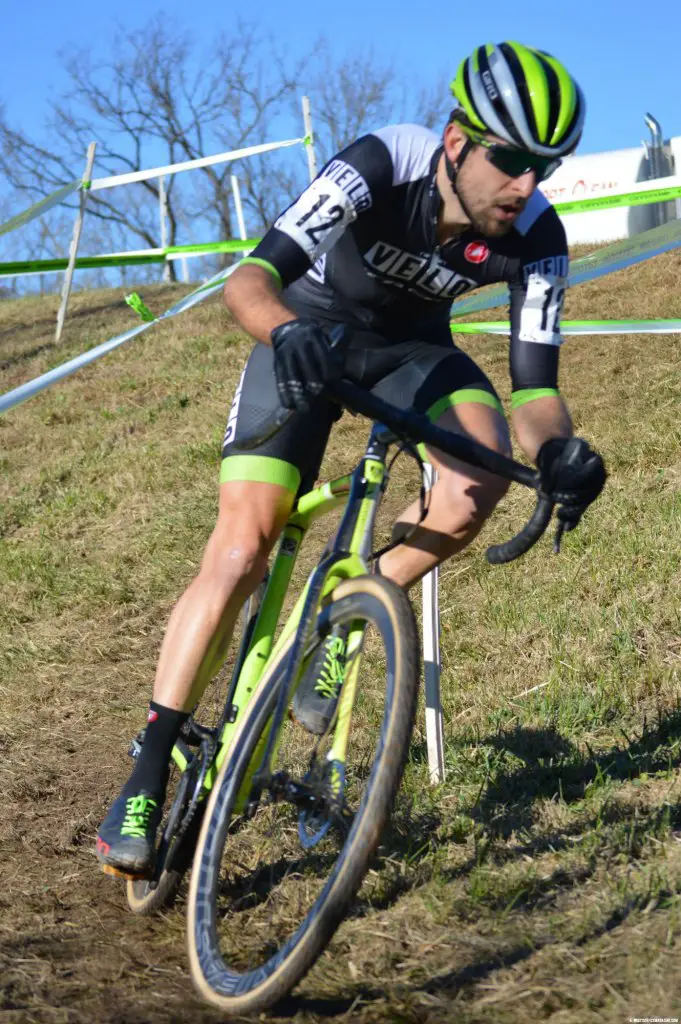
{"left": 511, "top": 170, "right": 537, "bottom": 198}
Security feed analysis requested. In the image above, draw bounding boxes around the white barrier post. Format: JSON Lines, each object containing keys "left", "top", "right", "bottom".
{"left": 422, "top": 463, "right": 445, "bottom": 784}
{"left": 302, "top": 96, "right": 318, "bottom": 182}
{"left": 230, "top": 175, "right": 250, "bottom": 258}
{"left": 159, "top": 175, "right": 171, "bottom": 283}
{"left": 55, "top": 142, "right": 96, "bottom": 342}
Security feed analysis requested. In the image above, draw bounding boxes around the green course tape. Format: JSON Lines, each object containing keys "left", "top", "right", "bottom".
{"left": 0, "top": 252, "right": 165, "bottom": 276}
{"left": 125, "top": 292, "right": 156, "bottom": 322}
{"left": 1, "top": 264, "right": 238, "bottom": 416}
{"left": 451, "top": 319, "right": 681, "bottom": 335}
{"left": 0, "top": 237, "right": 262, "bottom": 278}
{"left": 554, "top": 183, "right": 681, "bottom": 216}
{"left": 166, "top": 239, "right": 260, "bottom": 256}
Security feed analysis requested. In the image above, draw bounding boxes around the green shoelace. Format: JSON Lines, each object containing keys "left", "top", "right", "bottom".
{"left": 121, "top": 794, "right": 158, "bottom": 838}
{"left": 314, "top": 636, "right": 347, "bottom": 699}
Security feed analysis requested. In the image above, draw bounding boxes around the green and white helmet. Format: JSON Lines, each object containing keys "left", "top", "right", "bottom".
{"left": 451, "top": 41, "right": 585, "bottom": 157}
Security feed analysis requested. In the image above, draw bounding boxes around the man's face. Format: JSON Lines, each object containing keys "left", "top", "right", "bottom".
{"left": 444, "top": 123, "right": 538, "bottom": 237}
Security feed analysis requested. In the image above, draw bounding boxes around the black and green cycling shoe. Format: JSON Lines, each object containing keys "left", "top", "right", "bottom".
{"left": 292, "top": 630, "right": 348, "bottom": 736}
{"left": 96, "top": 790, "right": 162, "bottom": 879}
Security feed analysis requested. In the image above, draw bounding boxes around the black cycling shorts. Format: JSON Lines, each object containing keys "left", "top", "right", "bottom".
{"left": 220, "top": 324, "right": 503, "bottom": 496}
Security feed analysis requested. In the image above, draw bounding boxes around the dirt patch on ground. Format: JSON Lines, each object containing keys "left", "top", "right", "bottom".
{"left": 2, "top": 263, "right": 681, "bottom": 1022}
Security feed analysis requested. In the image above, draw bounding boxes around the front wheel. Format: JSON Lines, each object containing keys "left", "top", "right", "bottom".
{"left": 186, "top": 574, "right": 420, "bottom": 1015}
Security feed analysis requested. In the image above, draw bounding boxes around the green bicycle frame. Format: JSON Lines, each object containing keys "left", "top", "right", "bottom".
{"left": 170, "top": 422, "right": 396, "bottom": 793}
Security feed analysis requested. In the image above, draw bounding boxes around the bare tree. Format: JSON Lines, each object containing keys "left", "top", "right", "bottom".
{"left": 0, "top": 20, "right": 453, "bottom": 284}
{"left": 233, "top": 43, "right": 452, "bottom": 230}
{"left": 0, "top": 17, "right": 304, "bottom": 275}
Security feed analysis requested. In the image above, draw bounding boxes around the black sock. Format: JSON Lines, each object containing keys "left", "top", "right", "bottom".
{"left": 122, "top": 702, "right": 189, "bottom": 802}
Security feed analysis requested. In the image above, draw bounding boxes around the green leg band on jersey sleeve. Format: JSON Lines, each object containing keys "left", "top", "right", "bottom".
{"left": 220, "top": 455, "right": 301, "bottom": 493}
{"left": 238, "top": 257, "right": 282, "bottom": 290}
{"left": 427, "top": 387, "right": 504, "bottom": 422}
{"left": 511, "top": 387, "right": 560, "bottom": 410}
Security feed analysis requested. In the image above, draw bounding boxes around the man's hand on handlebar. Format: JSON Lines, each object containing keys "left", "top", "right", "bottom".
{"left": 536, "top": 436, "right": 607, "bottom": 532}
{"left": 270, "top": 320, "right": 348, "bottom": 412}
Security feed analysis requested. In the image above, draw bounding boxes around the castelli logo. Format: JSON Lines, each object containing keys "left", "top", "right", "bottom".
{"left": 147, "top": 709, "right": 159, "bottom": 723}
{"left": 464, "top": 242, "right": 490, "bottom": 264}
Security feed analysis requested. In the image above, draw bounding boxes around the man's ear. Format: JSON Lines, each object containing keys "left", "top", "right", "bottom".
{"left": 443, "top": 120, "right": 468, "bottom": 164}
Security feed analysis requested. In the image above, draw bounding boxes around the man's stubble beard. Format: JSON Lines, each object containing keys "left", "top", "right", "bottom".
{"left": 455, "top": 171, "right": 512, "bottom": 239}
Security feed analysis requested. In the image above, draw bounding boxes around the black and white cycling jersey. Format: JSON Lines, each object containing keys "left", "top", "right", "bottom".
{"left": 246, "top": 123, "right": 569, "bottom": 392}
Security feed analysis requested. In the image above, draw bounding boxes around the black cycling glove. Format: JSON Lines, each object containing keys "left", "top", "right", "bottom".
{"left": 536, "top": 436, "right": 606, "bottom": 531}
{"left": 270, "top": 319, "right": 347, "bottom": 412}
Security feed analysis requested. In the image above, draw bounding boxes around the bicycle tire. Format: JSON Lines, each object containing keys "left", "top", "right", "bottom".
{"left": 126, "top": 864, "right": 183, "bottom": 916}
{"left": 186, "top": 574, "right": 420, "bottom": 1015}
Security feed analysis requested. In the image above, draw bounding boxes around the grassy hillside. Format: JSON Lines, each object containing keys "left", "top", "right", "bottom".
{"left": 1, "top": 251, "right": 681, "bottom": 1022}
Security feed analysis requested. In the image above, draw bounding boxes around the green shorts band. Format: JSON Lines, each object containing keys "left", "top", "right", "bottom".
{"left": 417, "top": 386, "right": 505, "bottom": 462}
{"left": 426, "top": 387, "right": 504, "bottom": 422}
{"left": 511, "top": 387, "right": 560, "bottom": 410}
{"left": 220, "top": 454, "right": 301, "bottom": 494}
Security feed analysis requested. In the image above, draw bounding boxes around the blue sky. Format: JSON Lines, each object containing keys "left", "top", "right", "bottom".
{"left": 3, "top": 0, "right": 681, "bottom": 157}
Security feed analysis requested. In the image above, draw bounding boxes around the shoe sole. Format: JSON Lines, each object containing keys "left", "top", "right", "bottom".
{"left": 100, "top": 861, "right": 152, "bottom": 881}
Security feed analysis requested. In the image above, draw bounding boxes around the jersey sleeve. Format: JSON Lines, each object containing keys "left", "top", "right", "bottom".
{"left": 243, "top": 135, "right": 394, "bottom": 289}
{"left": 507, "top": 201, "right": 569, "bottom": 407}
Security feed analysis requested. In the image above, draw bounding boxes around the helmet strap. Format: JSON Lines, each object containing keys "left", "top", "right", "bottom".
{"left": 444, "top": 140, "right": 476, "bottom": 225}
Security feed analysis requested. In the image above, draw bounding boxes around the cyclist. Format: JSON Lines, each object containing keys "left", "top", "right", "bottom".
{"left": 97, "top": 41, "right": 606, "bottom": 878}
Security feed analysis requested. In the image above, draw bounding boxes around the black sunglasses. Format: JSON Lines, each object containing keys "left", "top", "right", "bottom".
{"left": 460, "top": 124, "right": 562, "bottom": 183}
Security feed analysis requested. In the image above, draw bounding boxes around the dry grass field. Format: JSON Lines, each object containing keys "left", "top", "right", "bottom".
{"left": 1, "top": 248, "right": 681, "bottom": 1022}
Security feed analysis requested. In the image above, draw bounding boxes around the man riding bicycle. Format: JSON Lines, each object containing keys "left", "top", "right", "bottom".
{"left": 97, "top": 41, "right": 606, "bottom": 878}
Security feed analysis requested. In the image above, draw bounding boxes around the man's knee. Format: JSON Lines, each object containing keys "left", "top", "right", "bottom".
{"left": 452, "top": 469, "right": 508, "bottom": 521}
{"left": 201, "top": 527, "right": 271, "bottom": 594}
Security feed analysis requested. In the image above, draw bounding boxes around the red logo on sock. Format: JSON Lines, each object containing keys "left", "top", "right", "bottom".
{"left": 147, "top": 709, "right": 159, "bottom": 723}
{"left": 464, "top": 241, "right": 490, "bottom": 264}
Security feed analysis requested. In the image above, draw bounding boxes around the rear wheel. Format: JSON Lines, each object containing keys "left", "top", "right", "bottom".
{"left": 187, "top": 575, "right": 420, "bottom": 1015}
{"left": 126, "top": 732, "right": 210, "bottom": 915}
{"left": 127, "top": 580, "right": 268, "bottom": 915}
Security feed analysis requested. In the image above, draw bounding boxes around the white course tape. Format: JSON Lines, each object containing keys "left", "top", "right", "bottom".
{"left": 450, "top": 214, "right": 681, "bottom": 319}
{"left": 0, "top": 180, "right": 82, "bottom": 239}
{"left": 89, "top": 137, "right": 305, "bottom": 191}
{"left": 0, "top": 266, "right": 237, "bottom": 415}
